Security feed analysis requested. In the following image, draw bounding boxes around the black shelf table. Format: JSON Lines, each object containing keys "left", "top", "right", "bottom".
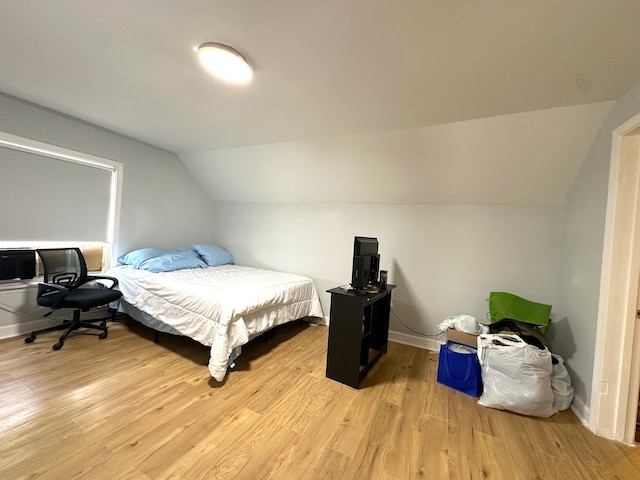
{"left": 325, "top": 284, "right": 396, "bottom": 388}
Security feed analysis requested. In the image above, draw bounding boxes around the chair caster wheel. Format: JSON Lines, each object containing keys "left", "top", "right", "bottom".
{"left": 52, "top": 342, "right": 63, "bottom": 351}
{"left": 99, "top": 331, "right": 108, "bottom": 340}
{"left": 24, "top": 336, "right": 35, "bottom": 343}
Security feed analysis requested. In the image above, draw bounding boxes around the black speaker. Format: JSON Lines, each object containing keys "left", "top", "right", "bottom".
{"left": 0, "top": 250, "right": 36, "bottom": 280}
{"left": 370, "top": 254, "right": 380, "bottom": 285}
{"left": 351, "top": 255, "right": 370, "bottom": 289}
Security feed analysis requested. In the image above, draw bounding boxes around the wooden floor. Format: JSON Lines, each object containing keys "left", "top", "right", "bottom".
{"left": 1, "top": 318, "right": 639, "bottom": 480}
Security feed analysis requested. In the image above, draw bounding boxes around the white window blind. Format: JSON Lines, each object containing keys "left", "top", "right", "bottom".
{"left": 0, "top": 142, "right": 116, "bottom": 243}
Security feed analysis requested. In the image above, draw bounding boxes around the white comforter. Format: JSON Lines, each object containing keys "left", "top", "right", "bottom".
{"left": 107, "top": 264, "right": 324, "bottom": 381}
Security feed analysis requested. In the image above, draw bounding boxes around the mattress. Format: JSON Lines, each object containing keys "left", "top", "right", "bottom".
{"left": 107, "top": 264, "right": 324, "bottom": 380}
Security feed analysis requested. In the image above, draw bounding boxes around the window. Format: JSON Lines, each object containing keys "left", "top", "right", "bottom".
{"left": 0, "top": 132, "right": 123, "bottom": 271}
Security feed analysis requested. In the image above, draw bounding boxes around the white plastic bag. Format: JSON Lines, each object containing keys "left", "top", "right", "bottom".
{"left": 550, "top": 354, "right": 574, "bottom": 411}
{"left": 437, "top": 314, "right": 489, "bottom": 335}
{"left": 477, "top": 334, "right": 556, "bottom": 417}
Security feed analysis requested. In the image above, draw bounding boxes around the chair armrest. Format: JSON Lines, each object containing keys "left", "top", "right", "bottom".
{"left": 38, "top": 282, "right": 70, "bottom": 309}
{"left": 39, "top": 282, "right": 69, "bottom": 294}
{"left": 86, "top": 274, "right": 119, "bottom": 289}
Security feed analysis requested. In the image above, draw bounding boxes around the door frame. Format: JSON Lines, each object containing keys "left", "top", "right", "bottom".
{"left": 589, "top": 112, "right": 640, "bottom": 443}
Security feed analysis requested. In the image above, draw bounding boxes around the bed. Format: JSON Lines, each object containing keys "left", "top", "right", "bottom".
{"left": 107, "top": 245, "right": 324, "bottom": 381}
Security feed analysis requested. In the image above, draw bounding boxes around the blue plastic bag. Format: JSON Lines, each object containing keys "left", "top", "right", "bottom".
{"left": 437, "top": 341, "right": 482, "bottom": 397}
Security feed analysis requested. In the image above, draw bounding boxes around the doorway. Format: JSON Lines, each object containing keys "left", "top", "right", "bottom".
{"left": 589, "top": 113, "right": 640, "bottom": 444}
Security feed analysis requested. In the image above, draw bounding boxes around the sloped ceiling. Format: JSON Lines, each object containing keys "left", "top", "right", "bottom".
{"left": 1, "top": 1, "right": 639, "bottom": 204}
{"left": 180, "top": 102, "right": 613, "bottom": 205}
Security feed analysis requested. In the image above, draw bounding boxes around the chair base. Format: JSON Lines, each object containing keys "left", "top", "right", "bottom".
{"left": 25, "top": 308, "right": 115, "bottom": 350}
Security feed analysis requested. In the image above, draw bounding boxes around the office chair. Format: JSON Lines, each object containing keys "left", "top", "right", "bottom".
{"left": 24, "top": 248, "right": 122, "bottom": 350}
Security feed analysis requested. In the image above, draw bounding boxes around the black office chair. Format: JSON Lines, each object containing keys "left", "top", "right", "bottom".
{"left": 25, "top": 248, "right": 122, "bottom": 350}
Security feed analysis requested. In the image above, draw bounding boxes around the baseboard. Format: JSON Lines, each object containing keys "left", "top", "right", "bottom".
{"left": 388, "top": 330, "right": 444, "bottom": 351}
{"left": 0, "top": 307, "right": 110, "bottom": 340}
{"left": 570, "top": 394, "right": 590, "bottom": 427}
{"left": 0, "top": 317, "right": 61, "bottom": 340}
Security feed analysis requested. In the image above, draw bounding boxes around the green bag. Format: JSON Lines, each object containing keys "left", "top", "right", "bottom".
{"left": 488, "top": 292, "right": 551, "bottom": 334}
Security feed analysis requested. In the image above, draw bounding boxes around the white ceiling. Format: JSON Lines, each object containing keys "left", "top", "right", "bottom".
{"left": 180, "top": 102, "right": 613, "bottom": 205}
{"left": 1, "top": 1, "right": 639, "bottom": 204}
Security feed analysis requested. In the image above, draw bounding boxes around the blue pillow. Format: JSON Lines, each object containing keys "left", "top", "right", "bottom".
{"left": 192, "top": 244, "right": 234, "bottom": 267}
{"left": 118, "top": 248, "right": 166, "bottom": 268}
{"left": 138, "top": 249, "right": 207, "bottom": 273}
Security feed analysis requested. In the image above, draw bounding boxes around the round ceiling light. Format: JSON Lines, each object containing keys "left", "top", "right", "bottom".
{"left": 197, "top": 42, "right": 253, "bottom": 84}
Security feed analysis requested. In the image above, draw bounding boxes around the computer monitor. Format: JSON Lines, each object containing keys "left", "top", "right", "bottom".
{"left": 351, "top": 236, "right": 380, "bottom": 290}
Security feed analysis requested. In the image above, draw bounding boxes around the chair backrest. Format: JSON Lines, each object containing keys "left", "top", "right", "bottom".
{"left": 487, "top": 291, "right": 551, "bottom": 334}
{"left": 37, "top": 248, "right": 88, "bottom": 289}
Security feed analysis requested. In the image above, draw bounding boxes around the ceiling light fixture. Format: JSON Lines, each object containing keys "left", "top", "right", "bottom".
{"left": 197, "top": 42, "right": 253, "bottom": 84}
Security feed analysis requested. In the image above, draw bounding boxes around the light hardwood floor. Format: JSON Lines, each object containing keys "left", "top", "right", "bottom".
{"left": 1, "top": 317, "right": 639, "bottom": 480}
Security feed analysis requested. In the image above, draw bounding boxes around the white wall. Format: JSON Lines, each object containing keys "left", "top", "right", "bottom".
{"left": 0, "top": 93, "right": 215, "bottom": 337}
{"left": 554, "top": 80, "right": 640, "bottom": 412}
{"left": 180, "top": 103, "right": 611, "bottom": 206}
{"left": 210, "top": 202, "right": 563, "bottom": 343}
{"left": 0, "top": 93, "right": 214, "bottom": 253}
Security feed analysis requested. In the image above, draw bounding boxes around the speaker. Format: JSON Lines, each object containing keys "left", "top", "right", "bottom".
{"left": 352, "top": 255, "right": 370, "bottom": 289}
{"left": 370, "top": 254, "right": 380, "bottom": 285}
{"left": 0, "top": 250, "right": 36, "bottom": 280}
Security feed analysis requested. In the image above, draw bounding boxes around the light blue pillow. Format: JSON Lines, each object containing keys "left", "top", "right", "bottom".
{"left": 138, "top": 249, "right": 207, "bottom": 273}
{"left": 118, "top": 248, "right": 166, "bottom": 268}
{"left": 192, "top": 244, "right": 234, "bottom": 267}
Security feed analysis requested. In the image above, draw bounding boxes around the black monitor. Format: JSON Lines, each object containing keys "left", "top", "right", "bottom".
{"left": 351, "top": 236, "right": 380, "bottom": 290}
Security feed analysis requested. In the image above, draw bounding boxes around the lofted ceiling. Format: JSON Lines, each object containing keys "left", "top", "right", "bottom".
{"left": 1, "top": 1, "right": 640, "bottom": 204}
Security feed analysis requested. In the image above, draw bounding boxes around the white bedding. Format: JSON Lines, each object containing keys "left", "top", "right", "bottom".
{"left": 107, "top": 264, "right": 324, "bottom": 381}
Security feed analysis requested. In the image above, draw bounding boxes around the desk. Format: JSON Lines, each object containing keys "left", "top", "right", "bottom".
{"left": 325, "top": 284, "right": 396, "bottom": 388}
